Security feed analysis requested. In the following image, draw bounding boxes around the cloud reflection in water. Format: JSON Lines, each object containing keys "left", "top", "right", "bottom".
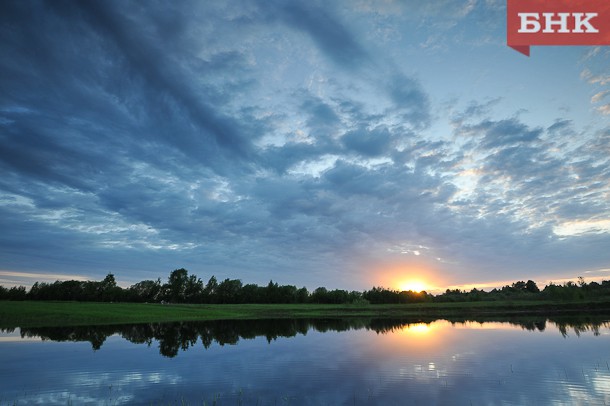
{"left": 1, "top": 317, "right": 609, "bottom": 405}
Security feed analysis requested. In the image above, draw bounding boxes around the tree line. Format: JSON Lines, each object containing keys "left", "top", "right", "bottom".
{"left": 0, "top": 268, "right": 609, "bottom": 304}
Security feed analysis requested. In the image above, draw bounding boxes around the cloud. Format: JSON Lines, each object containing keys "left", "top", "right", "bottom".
{"left": 19, "top": 1, "right": 259, "bottom": 175}
{"left": 581, "top": 68, "right": 610, "bottom": 86}
{"left": 273, "top": 1, "right": 368, "bottom": 68}
{"left": 387, "top": 73, "right": 431, "bottom": 129}
{"left": 461, "top": 118, "right": 542, "bottom": 150}
{"left": 554, "top": 219, "right": 610, "bottom": 237}
{"left": 546, "top": 119, "right": 575, "bottom": 137}
{"left": 597, "top": 104, "right": 610, "bottom": 115}
{"left": 0, "top": 0, "right": 609, "bottom": 291}
{"left": 341, "top": 126, "right": 394, "bottom": 157}
{"left": 591, "top": 91, "right": 610, "bottom": 115}
{"left": 300, "top": 95, "right": 342, "bottom": 136}
{"left": 0, "top": 271, "right": 90, "bottom": 287}
{"left": 459, "top": 98, "right": 502, "bottom": 121}
{"left": 591, "top": 90, "right": 610, "bottom": 104}
{"left": 354, "top": 0, "right": 487, "bottom": 20}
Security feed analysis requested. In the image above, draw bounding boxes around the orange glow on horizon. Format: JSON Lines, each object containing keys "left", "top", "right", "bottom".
{"left": 370, "top": 262, "right": 443, "bottom": 293}
{"left": 398, "top": 280, "right": 428, "bottom": 293}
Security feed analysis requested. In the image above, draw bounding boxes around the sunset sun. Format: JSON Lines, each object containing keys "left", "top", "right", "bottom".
{"left": 399, "top": 280, "right": 428, "bottom": 293}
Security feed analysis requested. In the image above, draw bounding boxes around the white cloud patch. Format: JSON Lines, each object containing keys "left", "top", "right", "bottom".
{"left": 554, "top": 220, "right": 610, "bottom": 237}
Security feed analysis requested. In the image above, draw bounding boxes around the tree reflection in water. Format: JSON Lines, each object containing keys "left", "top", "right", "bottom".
{"left": 4, "top": 315, "right": 609, "bottom": 357}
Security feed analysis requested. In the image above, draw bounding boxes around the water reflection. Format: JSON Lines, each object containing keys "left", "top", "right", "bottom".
{"left": 2, "top": 316, "right": 610, "bottom": 405}
{"left": 3, "top": 315, "right": 610, "bottom": 358}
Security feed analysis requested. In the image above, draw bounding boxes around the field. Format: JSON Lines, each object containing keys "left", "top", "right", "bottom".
{"left": 2, "top": 299, "right": 610, "bottom": 328}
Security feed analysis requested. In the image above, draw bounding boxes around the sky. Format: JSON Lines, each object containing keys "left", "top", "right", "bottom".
{"left": 1, "top": 0, "right": 609, "bottom": 293}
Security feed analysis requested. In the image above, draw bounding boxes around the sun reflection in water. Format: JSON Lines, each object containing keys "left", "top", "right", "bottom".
{"left": 375, "top": 321, "right": 449, "bottom": 354}
{"left": 403, "top": 323, "right": 431, "bottom": 335}
{"left": 381, "top": 319, "right": 527, "bottom": 356}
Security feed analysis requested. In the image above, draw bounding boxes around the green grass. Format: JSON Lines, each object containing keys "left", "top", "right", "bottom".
{"left": 2, "top": 299, "right": 610, "bottom": 328}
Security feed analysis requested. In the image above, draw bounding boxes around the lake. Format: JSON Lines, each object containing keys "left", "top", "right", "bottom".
{"left": 1, "top": 316, "right": 609, "bottom": 405}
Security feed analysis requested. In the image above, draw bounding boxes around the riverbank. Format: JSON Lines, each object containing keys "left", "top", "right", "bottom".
{"left": 2, "top": 299, "right": 610, "bottom": 328}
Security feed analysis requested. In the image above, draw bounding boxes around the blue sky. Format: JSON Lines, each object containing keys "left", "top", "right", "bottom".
{"left": 1, "top": 0, "right": 609, "bottom": 292}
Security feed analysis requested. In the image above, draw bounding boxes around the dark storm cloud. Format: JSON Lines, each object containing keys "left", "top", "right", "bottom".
{"left": 0, "top": 2, "right": 138, "bottom": 190}
{"left": 0, "top": 0, "right": 279, "bottom": 239}
{"left": 272, "top": 1, "right": 368, "bottom": 68}
{"left": 65, "top": 0, "right": 257, "bottom": 159}
{"left": 1, "top": 0, "right": 261, "bottom": 184}
{"left": 0, "top": 120, "right": 101, "bottom": 191}
{"left": 0, "top": 0, "right": 270, "bottom": 279}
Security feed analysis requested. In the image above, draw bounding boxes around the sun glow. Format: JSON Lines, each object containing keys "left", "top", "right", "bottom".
{"left": 374, "top": 264, "right": 441, "bottom": 294}
{"left": 399, "top": 280, "right": 428, "bottom": 293}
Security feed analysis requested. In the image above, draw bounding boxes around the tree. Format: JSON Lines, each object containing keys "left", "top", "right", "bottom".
{"left": 399, "top": 289, "right": 431, "bottom": 303}
{"left": 265, "top": 280, "right": 279, "bottom": 303}
{"left": 204, "top": 276, "right": 218, "bottom": 303}
{"left": 241, "top": 283, "right": 264, "bottom": 303}
{"left": 525, "top": 280, "right": 540, "bottom": 293}
{"left": 327, "top": 289, "right": 349, "bottom": 304}
{"left": 128, "top": 279, "right": 162, "bottom": 302}
{"left": 512, "top": 281, "right": 527, "bottom": 292}
{"left": 310, "top": 287, "right": 329, "bottom": 303}
{"left": 99, "top": 273, "right": 121, "bottom": 301}
{"left": 27, "top": 281, "right": 54, "bottom": 300}
{"left": 7, "top": 286, "right": 27, "bottom": 301}
{"left": 82, "top": 281, "right": 100, "bottom": 300}
{"left": 166, "top": 268, "right": 189, "bottom": 302}
{"left": 216, "top": 278, "right": 243, "bottom": 303}
{"left": 296, "top": 287, "right": 309, "bottom": 303}
{"left": 363, "top": 287, "right": 400, "bottom": 304}
{"left": 277, "top": 284, "right": 298, "bottom": 304}
{"left": 56, "top": 280, "right": 86, "bottom": 301}
{"left": 185, "top": 274, "right": 204, "bottom": 303}
{"left": 28, "top": 282, "right": 42, "bottom": 300}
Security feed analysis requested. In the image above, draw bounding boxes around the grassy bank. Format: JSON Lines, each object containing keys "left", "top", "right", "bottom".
{"left": 2, "top": 299, "right": 610, "bottom": 328}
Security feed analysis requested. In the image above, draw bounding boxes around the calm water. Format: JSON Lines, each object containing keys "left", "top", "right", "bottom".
{"left": 1, "top": 317, "right": 610, "bottom": 405}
